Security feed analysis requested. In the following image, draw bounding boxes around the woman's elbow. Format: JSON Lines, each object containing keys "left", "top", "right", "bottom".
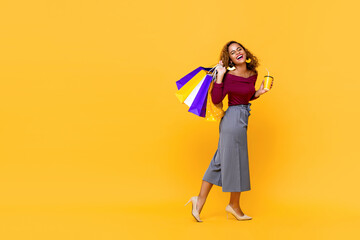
{"left": 212, "top": 99, "right": 221, "bottom": 105}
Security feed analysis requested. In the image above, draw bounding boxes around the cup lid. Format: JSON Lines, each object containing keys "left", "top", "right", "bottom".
{"left": 264, "top": 75, "right": 274, "bottom": 78}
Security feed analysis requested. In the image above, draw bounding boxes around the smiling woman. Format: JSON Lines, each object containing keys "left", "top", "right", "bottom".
{"left": 185, "top": 40, "right": 274, "bottom": 222}
{"left": 222, "top": 41, "right": 260, "bottom": 74}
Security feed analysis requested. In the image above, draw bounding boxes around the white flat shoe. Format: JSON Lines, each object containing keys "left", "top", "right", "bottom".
{"left": 185, "top": 196, "right": 203, "bottom": 222}
{"left": 225, "top": 204, "right": 252, "bottom": 220}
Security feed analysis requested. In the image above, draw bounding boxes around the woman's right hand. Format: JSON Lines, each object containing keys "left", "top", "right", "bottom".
{"left": 216, "top": 60, "right": 226, "bottom": 76}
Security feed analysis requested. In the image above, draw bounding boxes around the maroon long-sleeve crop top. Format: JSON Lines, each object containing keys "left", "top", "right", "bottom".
{"left": 211, "top": 72, "right": 259, "bottom": 105}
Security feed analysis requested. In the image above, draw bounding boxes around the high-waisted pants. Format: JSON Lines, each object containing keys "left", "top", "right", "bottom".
{"left": 202, "top": 103, "right": 252, "bottom": 192}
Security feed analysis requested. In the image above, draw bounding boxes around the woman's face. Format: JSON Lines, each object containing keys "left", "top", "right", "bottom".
{"left": 228, "top": 43, "right": 247, "bottom": 65}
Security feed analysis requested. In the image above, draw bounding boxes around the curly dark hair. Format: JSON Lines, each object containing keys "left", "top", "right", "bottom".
{"left": 220, "top": 40, "right": 260, "bottom": 74}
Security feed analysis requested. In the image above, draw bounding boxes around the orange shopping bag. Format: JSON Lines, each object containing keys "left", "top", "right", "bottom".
{"left": 205, "top": 80, "right": 225, "bottom": 121}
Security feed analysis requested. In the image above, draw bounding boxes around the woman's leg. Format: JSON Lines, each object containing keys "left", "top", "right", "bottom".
{"left": 197, "top": 180, "right": 213, "bottom": 214}
{"left": 229, "top": 192, "right": 245, "bottom": 215}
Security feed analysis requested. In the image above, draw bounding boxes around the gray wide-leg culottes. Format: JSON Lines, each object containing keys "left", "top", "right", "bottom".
{"left": 202, "top": 103, "right": 252, "bottom": 192}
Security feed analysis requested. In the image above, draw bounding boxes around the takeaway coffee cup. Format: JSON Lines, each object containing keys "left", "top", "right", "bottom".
{"left": 264, "top": 75, "right": 274, "bottom": 91}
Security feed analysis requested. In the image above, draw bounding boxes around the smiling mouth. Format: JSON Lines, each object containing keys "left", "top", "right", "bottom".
{"left": 236, "top": 55, "right": 243, "bottom": 60}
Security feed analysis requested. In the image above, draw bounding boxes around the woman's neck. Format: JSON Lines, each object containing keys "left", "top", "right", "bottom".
{"left": 232, "top": 63, "right": 252, "bottom": 76}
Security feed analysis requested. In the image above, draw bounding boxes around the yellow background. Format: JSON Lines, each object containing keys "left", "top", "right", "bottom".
{"left": 1, "top": 0, "right": 359, "bottom": 239}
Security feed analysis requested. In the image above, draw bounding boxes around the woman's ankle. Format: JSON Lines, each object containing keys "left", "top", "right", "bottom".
{"left": 228, "top": 203, "right": 240, "bottom": 209}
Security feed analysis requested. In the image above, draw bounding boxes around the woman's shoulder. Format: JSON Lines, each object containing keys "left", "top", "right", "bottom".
{"left": 250, "top": 70, "right": 258, "bottom": 76}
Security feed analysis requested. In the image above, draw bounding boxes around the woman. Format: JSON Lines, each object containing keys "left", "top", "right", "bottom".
{"left": 185, "top": 40, "right": 274, "bottom": 222}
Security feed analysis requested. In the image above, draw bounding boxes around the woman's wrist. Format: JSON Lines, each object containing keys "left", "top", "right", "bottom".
{"left": 215, "top": 73, "right": 224, "bottom": 84}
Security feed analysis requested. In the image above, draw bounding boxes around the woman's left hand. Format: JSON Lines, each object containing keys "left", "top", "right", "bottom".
{"left": 257, "top": 79, "right": 274, "bottom": 96}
